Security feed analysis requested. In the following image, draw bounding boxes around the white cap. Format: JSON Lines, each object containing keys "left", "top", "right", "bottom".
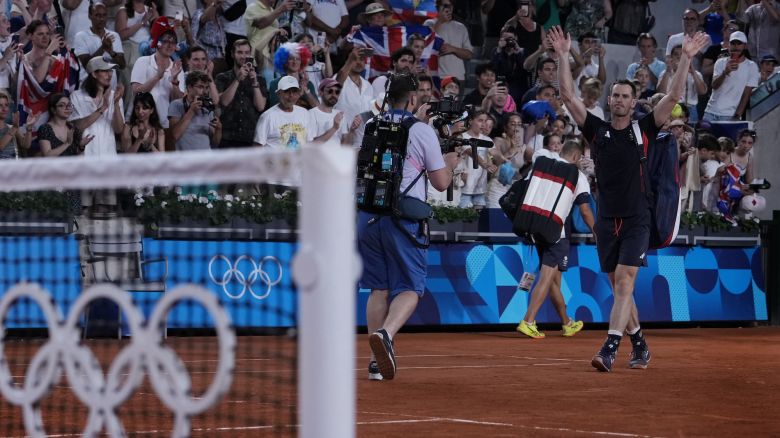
{"left": 729, "top": 31, "right": 747, "bottom": 44}
{"left": 86, "top": 56, "right": 117, "bottom": 74}
{"left": 277, "top": 75, "right": 301, "bottom": 92}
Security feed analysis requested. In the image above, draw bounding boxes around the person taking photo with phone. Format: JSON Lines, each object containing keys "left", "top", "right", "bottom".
{"left": 702, "top": 31, "right": 759, "bottom": 122}
{"left": 216, "top": 39, "right": 267, "bottom": 148}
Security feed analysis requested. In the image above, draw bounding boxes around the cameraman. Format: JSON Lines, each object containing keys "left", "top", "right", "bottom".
{"left": 491, "top": 30, "right": 530, "bottom": 104}
{"left": 168, "top": 70, "right": 222, "bottom": 151}
{"left": 359, "top": 74, "right": 459, "bottom": 381}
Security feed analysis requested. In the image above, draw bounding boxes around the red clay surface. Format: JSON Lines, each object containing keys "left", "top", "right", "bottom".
{"left": 2, "top": 327, "right": 779, "bottom": 437}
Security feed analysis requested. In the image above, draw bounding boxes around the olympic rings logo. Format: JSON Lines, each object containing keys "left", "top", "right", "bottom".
{"left": 0, "top": 283, "right": 235, "bottom": 437}
{"left": 208, "top": 255, "right": 283, "bottom": 300}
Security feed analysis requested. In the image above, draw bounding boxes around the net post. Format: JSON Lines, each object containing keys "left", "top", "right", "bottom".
{"left": 295, "top": 145, "right": 357, "bottom": 438}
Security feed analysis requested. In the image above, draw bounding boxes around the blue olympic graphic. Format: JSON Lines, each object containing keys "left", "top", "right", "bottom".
{"left": 208, "top": 255, "right": 283, "bottom": 300}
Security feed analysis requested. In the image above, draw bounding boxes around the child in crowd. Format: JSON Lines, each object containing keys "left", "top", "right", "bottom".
{"left": 459, "top": 109, "right": 495, "bottom": 209}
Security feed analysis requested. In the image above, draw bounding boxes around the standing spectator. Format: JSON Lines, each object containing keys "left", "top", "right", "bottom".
{"left": 759, "top": 54, "right": 779, "bottom": 84}
{"left": 703, "top": 31, "right": 759, "bottom": 121}
{"left": 191, "top": 0, "right": 228, "bottom": 74}
{"left": 441, "top": 75, "right": 461, "bottom": 98}
{"left": 434, "top": 0, "right": 473, "bottom": 81}
{"left": 130, "top": 18, "right": 185, "bottom": 129}
{"left": 743, "top": 0, "right": 780, "bottom": 59}
{"left": 121, "top": 91, "right": 165, "bottom": 153}
{"left": 481, "top": 82, "right": 514, "bottom": 137}
{"left": 502, "top": 1, "right": 543, "bottom": 56}
{"left": 246, "top": 0, "right": 294, "bottom": 83}
{"left": 626, "top": 33, "right": 665, "bottom": 92}
{"left": 534, "top": 0, "right": 567, "bottom": 30}
{"left": 168, "top": 70, "right": 222, "bottom": 151}
{"left": 481, "top": 0, "right": 519, "bottom": 56}
{"left": 371, "top": 47, "right": 415, "bottom": 96}
{"left": 580, "top": 77, "right": 605, "bottom": 119}
{"left": 357, "top": 2, "right": 391, "bottom": 26}
{"left": 254, "top": 75, "right": 315, "bottom": 149}
{"left": 181, "top": 46, "right": 220, "bottom": 103}
{"left": 658, "top": 45, "right": 708, "bottom": 123}
{"left": 462, "top": 62, "right": 496, "bottom": 106}
{"left": 630, "top": 66, "right": 654, "bottom": 100}
{"left": 268, "top": 42, "right": 318, "bottom": 108}
{"left": 335, "top": 46, "right": 374, "bottom": 127}
{"left": 73, "top": 1, "right": 126, "bottom": 88}
{"left": 309, "top": 78, "right": 360, "bottom": 148}
{"left": 0, "top": 14, "right": 21, "bottom": 94}
{"left": 459, "top": 109, "right": 495, "bottom": 209}
{"left": 220, "top": 0, "right": 249, "bottom": 69}
{"left": 306, "top": 0, "right": 348, "bottom": 43}
{"left": 296, "top": 33, "right": 333, "bottom": 91}
{"left": 69, "top": 57, "right": 124, "bottom": 157}
{"left": 38, "top": 92, "right": 92, "bottom": 157}
{"left": 0, "top": 91, "right": 31, "bottom": 159}
{"left": 565, "top": 0, "right": 612, "bottom": 41}
{"left": 574, "top": 32, "right": 606, "bottom": 86}
{"left": 61, "top": 0, "right": 91, "bottom": 43}
{"left": 115, "top": 0, "right": 158, "bottom": 110}
{"left": 163, "top": 0, "right": 198, "bottom": 19}
{"left": 216, "top": 39, "right": 267, "bottom": 148}
{"left": 491, "top": 30, "right": 530, "bottom": 104}
{"left": 608, "top": 0, "right": 657, "bottom": 45}
{"left": 666, "top": 9, "right": 712, "bottom": 58}
{"left": 485, "top": 112, "right": 525, "bottom": 208}
{"left": 406, "top": 33, "right": 429, "bottom": 75}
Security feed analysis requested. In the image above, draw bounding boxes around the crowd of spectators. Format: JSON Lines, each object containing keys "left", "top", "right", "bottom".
{"left": 0, "top": 0, "right": 775, "bottom": 220}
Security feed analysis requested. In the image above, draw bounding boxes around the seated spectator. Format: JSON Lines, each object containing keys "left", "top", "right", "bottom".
{"left": 216, "top": 39, "right": 267, "bottom": 148}
{"left": 0, "top": 91, "right": 29, "bottom": 159}
{"left": 522, "top": 57, "right": 558, "bottom": 106}
{"left": 658, "top": 45, "right": 707, "bottom": 123}
{"left": 697, "top": 133, "right": 720, "bottom": 212}
{"left": 268, "top": 42, "right": 318, "bottom": 109}
{"left": 580, "top": 78, "right": 605, "bottom": 119}
{"left": 121, "top": 91, "right": 165, "bottom": 153}
{"left": 440, "top": 75, "right": 460, "bottom": 99}
{"left": 759, "top": 54, "right": 779, "bottom": 85}
{"left": 254, "top": 75, "right": 315, "bottom": 149}
{"left": 416, "top": 75, "right": 435, "bottom": 106}
{"left": 434, "top": 0, "right": 473, "bottom": 81}
{"left": 181, "top": 46, "right": 220, "bottom": 103}
{"left": 38, "top": 92, "right": 92, "bottom": 157}
{"left": 626, "top": 33, "right": 666, "bottom": 92}
{"left": 565, "top": 0, "right": 611, "bottom": 41}
{"left": 631, "top": 66, "right": 654, "bottom": 100}
{"left": 168, "top": 70, "right": 222, "bottom": 151}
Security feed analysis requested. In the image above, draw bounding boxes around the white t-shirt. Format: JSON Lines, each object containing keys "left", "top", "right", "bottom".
{"left": 68, "top": 89, "right": 123, "bottom": 157}
{"left": 658, "top": 69, "right": 705, "bottom": 106}
{"left": 705, "top": 58, "right": 760, "bottom": 117}
{"left": 436, "top": 20, "right": 472, "bottom": 80}
{"left": 254, "top": 104, "right": 315, "bottom": 149}
{"left": 308, "top": 0, "right": 347, "bottom": 39}
{"left": 0, "top": 38, "right": 17, "bottom": 89}
{"left": 124, "top": 6, "right": 152, "bottom": 44}
{"left": 163, "top": 0, "right": 198, "bottom": 18}
{"left": 63, "top": 0, "right": 91, "bottom": 44}
{"left": 531, "top": 148, "right": 561, "bottom": 163}
{"left": 334, "top": 75, "right": 373, "bottom": 126}
{"left": 220, "top": 0, "right": 248, "bottom": 36}
{"left": 73, "top": 28, "right": 124, "bottom": 87}
{"left": 130, "top": 55, "right": 186, "bottom": 128}
{"left": 371, "top": 74, "right": 390, "bottom": 98}
{"left": 308, "top": 106, "right": 349, "bottom": 148}
{"left": 306, "top": 60, "right": 327, "bottom": 91}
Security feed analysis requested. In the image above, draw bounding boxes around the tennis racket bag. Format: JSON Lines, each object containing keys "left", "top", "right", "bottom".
{"left": 499, "top": 156, "right": 580, "bottom": 244}
{"left": 634, "top": 124, "right": 681, "bottom": 249}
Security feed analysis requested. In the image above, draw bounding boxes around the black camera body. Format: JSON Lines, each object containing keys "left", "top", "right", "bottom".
{"left": 198, "top": 95, "right": 216, "bottom": 112}
{"left": 427, "top": 97, "right": 465, "bottom": 119}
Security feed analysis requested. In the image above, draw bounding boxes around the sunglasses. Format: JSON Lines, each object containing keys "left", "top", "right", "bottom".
{"left": 323, "top": 88, "right": 341, "bottom": 95}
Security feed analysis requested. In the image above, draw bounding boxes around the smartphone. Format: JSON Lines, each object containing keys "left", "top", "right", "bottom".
{"left": 175, "top": 10, "right": 183, "bottom": 21}
{"left": 11, "top": 34, "right": 19, "bottom": 45}
{"left": 54, "top": 25, "right": 64, "bottom": 36}
{"left": 359, "top": 48, "right": 374, "bottom": 58}
{"left": 519, "top": 3, "right": 530, "bottom": 17}
{"left": 496, "top": 75, "right": 507, "bottom": 86}
{"left": 316, "top": 32, "right": 326, "bottom": 47}
{"left": 245, "top": 57, "right": 255, "bottom": 66}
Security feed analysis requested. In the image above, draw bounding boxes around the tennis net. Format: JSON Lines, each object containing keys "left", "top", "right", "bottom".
{"left": 0, "top": 147, "right": 357, "bottom": 438}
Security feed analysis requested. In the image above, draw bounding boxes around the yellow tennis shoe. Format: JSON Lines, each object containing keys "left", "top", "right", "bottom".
{"left": 516, "top": 320, "right": 545, "bottom": 339}
{"left": 562, "top": 320, "right": 584, "bottom": 337}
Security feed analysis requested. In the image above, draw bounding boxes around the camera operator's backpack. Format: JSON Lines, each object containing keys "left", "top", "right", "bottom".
{"left": 499, "top": 156, "right": 580, "bottom": 245}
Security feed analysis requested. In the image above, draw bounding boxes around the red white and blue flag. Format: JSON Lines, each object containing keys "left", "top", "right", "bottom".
{"left": 389, "top": 0, "right": 438, "bottom": 25}
{"left": 350, "top": 25, "right": 443, "bottom": 79}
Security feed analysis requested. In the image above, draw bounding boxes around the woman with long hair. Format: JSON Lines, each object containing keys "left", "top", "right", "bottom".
{"left": 37, "top": 93, "right": 93, "bottom": 157}
{"left": 122, "top": 91, "right": 165, "bottom": 153}
{"left": 486, "top": 112, "right": 526, "bottom": 208}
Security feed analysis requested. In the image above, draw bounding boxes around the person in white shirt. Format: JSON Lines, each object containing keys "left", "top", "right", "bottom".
{"left": 433, "top": 0, "right": 473, "bottom": 81}
{"left": 459, "top": 109, "right": 495, "bottom": 209}
{"left": 666, "top": 9, "right": 712, "bottom": 59}
{"left": 657, "top": 45, "right": 708, "bottom": 123}
{"left": 0, "top": 14, "right": 19, "bottom": 93}
{"left": 130, "top": 20, "right": 185, "bottom": 128}
{"left": 73, "top": 1, "right": 125, "bottom": 88}
{"left": 703, "top": 31, "right": 760, "bottom": 121}
{"left": 306, "top": 0, "right": 348, "bottom": 43}
{"left": 254, "top": 75, "right": 315, "bottom": 149}
{"left": 335, "top": 46, "right": 374, "bottom": 127}
{"left": 371, "top": 47, "right": 415, "bottom": 97}
{"left": 309, "top": 78, "right": 361, "bottom": 148}
{"left": 61, "top": 0, "right": 91, "bottom": 43}
{"left": 69, "top": 56, "right": 124, "bottom": 157}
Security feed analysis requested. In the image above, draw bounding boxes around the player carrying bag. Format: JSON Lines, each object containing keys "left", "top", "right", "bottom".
{"left": 499, "top": 156, "right": 580, "bottom": 244}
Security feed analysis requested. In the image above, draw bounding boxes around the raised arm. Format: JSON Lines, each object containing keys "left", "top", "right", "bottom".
{"left": 548, "top": 26, "right": 587, "bottom": 128}
{"left": 653, "top": 32, "right": 709, "bottom": 127}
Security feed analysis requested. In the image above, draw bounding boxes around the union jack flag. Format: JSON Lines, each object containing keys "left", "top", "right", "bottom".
{"left": 350, "top": 25, "right": 443, "bottom": 79}
{"left": 16, "top": 49, "right": 80, "bottom": 141}
{"left": 389, "top": 0, "right": 438, "bottom": 25}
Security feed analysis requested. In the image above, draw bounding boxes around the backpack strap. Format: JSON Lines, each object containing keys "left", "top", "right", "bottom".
{"left": 399, "top": 117, "right": 427, "bottom": 197}
{"left": 629, "top": 120, "right": 653, "bottom": 204}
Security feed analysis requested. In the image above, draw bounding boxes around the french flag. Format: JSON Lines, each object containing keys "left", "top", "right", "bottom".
{"left": 389, "top": 0, "right": 438, "bottom": 25}
{"left": 350, "top": 25, "right": 443, "bottom": 79}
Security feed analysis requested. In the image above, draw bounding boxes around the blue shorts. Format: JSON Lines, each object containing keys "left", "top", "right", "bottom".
{"left": 595, "top": 209, "right": 650, "bottom": 273}
{"left": 357, "top": 212, "right": 427, "bottom": 296}
{"left": 536, "top": 238, "right": 570, "bottom": 272}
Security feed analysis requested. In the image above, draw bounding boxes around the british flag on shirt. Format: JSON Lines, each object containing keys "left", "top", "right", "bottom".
{"left": 349, "top": 24, "right": 443, "bottom": 80}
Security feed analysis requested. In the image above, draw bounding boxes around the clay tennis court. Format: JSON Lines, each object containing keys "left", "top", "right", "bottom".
{"left": 2, "top": 327, "right": 779, "bottom": 437}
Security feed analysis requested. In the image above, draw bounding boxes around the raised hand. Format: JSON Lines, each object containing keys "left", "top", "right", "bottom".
{"left": 682, "top": 31, "right": 710, "bottom": 59}
{"left": 333, "top": 112, "right": 343, "bottom": 129}
{"left": 114, "top": 84, "right": 124, "bottom": 105}
{"left": 547, "top": 26, "right": 570, "bottom": 57}
{"left": 80, "top": 134, "right": 95, "bottom": 147}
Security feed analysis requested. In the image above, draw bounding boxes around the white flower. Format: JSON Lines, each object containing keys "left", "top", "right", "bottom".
{"left": 161, "top": 201, "right": 167, "bottom": 208}
{"left": 199, "top": 196, "right": 208, "bottom": 204}
{"left": 224, "top": 194, "right": 234, "bottom": 202}
{"left": 237, "top": 188, "right": 245, "bottom": 194}
{"left": 174, "top": 187, "right": 183, "bottom": 195}
{"left": 241, "top": 201, "right": 247, "bottom": 205}
{"left": 208, "top": 190, "right": 218, "bottom": 197}
{"left": 226, "top": 202, "right": 232, "bottom": 208}
{"left": 273, "top": 193, "right": 283, "bottom": 199}
{"left": 296, "top": 201, "right": 302, "bottom": 207}
{"left": 250, "top": 203, "right": 256, "bottom": 207}
{"left": 135, "top": 199, "right": 144, "bottom": 206}
{"left": 207, "top": 203, "right": 214, "bottom": 209}
{"left": 178, "top": 195, "right": 187, "bottom": 201}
